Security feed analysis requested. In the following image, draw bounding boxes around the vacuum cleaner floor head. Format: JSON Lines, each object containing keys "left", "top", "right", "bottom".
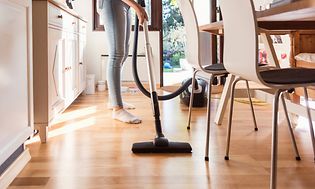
{"left": 132, "top": 141, "right": 192, "bottom": 153}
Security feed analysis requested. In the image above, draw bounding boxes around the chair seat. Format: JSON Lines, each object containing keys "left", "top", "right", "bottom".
{"left": 260, "top": 68, "right": 315, "bottom": 84}
{"left": 204, "top": 63, "right": 268, "bottom": 72}
{"left": 204, "top": 63, "right": 227, "bottom": 72}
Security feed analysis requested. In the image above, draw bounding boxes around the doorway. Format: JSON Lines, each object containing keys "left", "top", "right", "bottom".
{"left": 162, "top": 0, "right": 193, "bottom": 87}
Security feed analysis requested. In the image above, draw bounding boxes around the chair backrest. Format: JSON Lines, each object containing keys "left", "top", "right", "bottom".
{"left": 177, "top": 0, "right": 201, "bottom": 70}
{"left": 220, "top": 0, "right": 262, "bottom": 84}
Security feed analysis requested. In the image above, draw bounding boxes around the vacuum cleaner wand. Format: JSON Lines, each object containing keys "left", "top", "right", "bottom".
{"left": 143, "top": 21, "right": 164, "bottom": 139}
{"left": 131, "top": 5, "right": 192, "bottom": 153}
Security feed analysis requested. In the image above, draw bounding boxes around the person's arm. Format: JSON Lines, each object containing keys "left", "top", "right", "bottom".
{"left": 122, "top": 0, "right": 148, "bottom": 25}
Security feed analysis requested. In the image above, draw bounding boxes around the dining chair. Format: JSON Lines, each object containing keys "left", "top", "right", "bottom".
{"left": 220, "top": 0, "right": 315, "bottom": 188}
{"left": 177, "top": 0, "right": 258, "bottom": 161}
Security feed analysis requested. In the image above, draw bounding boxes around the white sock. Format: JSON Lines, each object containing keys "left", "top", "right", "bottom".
{"left": 107, "top": 102, "right": 136, "bottom": 110}
{"left": 113, "top": 109, "right": 142, "bottom": 124}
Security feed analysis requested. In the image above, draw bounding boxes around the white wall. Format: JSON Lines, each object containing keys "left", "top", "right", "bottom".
{"left": 73, "top": 0, "right": 161, "bottom": 83}
{"left": 193, "top": 0, "right": 211, "bottom": 25}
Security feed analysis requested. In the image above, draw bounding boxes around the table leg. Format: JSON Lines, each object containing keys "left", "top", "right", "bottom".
{"left": 35, "top": 125, "right": 48, "bottom": 143}
{"left": 214, "top": 74, "right": 235, "bottom": 125}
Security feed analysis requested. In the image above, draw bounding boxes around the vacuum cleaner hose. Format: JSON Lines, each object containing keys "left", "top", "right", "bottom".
{"left": 132, "top": 9, "right": 193, "bottom": 101}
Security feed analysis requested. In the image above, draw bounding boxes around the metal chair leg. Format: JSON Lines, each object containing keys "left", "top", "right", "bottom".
{"left": 205, "top": 75, "right": 214, "bottom": 161}
{"left": 225, "top": 77, "right": 241, "bottom": 160}
{"left": 187, "top": 70, "right": 199, "bottom": 130}
{"left": 281, "top": 93, "right": 301, "bottom": 160}
{"left": 245, "top": 80, "right": 258, "bottom": 131}
{"left": 270, "top": 90, "right": 282, "bottom": 189}
{"left": 303, "top": 87, "right": 315, "bottom": 161}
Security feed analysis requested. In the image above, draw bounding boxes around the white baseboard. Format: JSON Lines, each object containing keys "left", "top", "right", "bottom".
{"left": 0, "top": 148, "right": 31, "bottom": 189}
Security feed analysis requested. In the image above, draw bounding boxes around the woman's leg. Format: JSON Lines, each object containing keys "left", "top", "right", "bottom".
{"left": 106, "top": 3, "right": 135, "bottom": 110}
{"left": 101, "top": 0, "right": 141, "bottom": 123}
{"left": 101, "top": 0, "right": 126, "bottom": 108}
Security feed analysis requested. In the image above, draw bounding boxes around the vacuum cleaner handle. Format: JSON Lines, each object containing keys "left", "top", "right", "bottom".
{"left": 143, "top": 21, "right": 157, "bottom": 93}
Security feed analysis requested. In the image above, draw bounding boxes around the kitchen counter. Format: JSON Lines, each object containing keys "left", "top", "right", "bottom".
{"left": 32, "top": 0, "right": 87, "bottom": 143}
{"left": 33, "top": 0, "right": 87, "bottom": 22}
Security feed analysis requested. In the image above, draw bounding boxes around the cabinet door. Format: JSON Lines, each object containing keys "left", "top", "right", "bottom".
{"left": 48, "top": 27, "right": 66, "bottom": 117}
{"left": 78, "top": 33, "right": 87, "bottom": 92}
{"left": 64, "top": 32, "right": 79, "bottom": 104}
{"left": 0, "top": 0, "right": 32, "bottom": 165}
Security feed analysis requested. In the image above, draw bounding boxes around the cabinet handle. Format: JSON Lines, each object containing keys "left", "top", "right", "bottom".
{"left": 72, "top": 22, "right": 76, "bottom": 25}
{"left": 57, "top": 15, "right": 63, "bottom": 19}
{"left": 79, "top": 62, "right": 83, "bottom": 65}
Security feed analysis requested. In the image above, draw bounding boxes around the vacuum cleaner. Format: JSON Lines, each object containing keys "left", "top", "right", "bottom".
{"left": 131, "top": 0, "right": 192, "bottom": 153}
{"left": 180, "top": 78, "right": 208, "bottom": 107}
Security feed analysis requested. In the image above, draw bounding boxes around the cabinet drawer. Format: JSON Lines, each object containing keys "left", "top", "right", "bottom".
{"left": 296, "top": 60, "right": 315, "bottom": 69}
{"left": 79, "top": 20, "right": 87, "bottom": 34}
{"left": 48, "top": 3, "right": 78, "bottom": 32}
{"left": 48, "top": 3, "right": 63, "bottom": 27}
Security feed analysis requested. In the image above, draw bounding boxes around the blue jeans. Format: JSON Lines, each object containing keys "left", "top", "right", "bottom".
{"left": 100, "top": 0, "right": 131, "bottom": 107}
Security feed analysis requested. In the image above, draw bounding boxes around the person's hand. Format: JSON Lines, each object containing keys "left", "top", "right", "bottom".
{"left": 135, "top": 5, "right": 148, "bottom": 25}
{"left": 121, "top": 0, "right": 148, "bottom": 25}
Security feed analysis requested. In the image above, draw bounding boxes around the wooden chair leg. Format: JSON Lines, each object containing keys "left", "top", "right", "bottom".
{"left": 214, "top": 74, "right": 235, "bottom": 125}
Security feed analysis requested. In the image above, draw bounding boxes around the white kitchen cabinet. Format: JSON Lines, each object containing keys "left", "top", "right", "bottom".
{"left": 48, "top": 27, "right": 66, "bottom": 119}
{"left": 78, "top": 20, "right": 87, "bottom": 92}
{"left": 0, "top": 0, "right": 33, "bottom": 187}
{"left": 64, "top": 31, "right": 79, "bottom": 103}
{"left": 33, "top": 0, "right": 87, "bottom": 143}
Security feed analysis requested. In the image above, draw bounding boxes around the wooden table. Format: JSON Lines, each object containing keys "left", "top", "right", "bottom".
{"left": 200, "top": 0, "right": 315, "bottom": 33}
{"left": 200, "top": 0, "right": 315, "bottom": 125}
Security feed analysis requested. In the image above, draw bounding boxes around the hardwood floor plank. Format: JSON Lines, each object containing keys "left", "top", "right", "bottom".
{"left": 9, "top": 91, "right": 315, "bottom": 189}
{"left": 10, "top": 177, "right": 50, "bottom": 186}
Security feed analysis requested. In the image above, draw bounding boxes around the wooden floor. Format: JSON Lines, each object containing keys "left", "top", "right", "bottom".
{"left": 9, "top": 91, "right": 315, "bottom": 189}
